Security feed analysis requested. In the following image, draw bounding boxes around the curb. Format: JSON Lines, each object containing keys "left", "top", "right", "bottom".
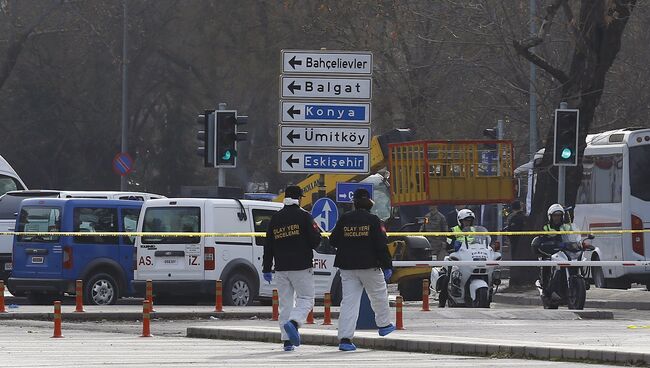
{"left": 0, "top": 311, "right": 339, "bottom": 322}
{"left": 494, "top": 294, "right": 650, "bottom": 310}
{"left": 187, "top": 326, "right": 649, "bottom": 366}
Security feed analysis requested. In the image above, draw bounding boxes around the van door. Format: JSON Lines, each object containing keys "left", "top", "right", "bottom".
{"left": 250, "top": 208, "right": 278, "bottom": 297}
{"left": 137, "top": 206, "right": 203, "bottom": 280}
{"left": 119, "top": 207, "right": 141, "bottom": 292}
{"left": 12, "top": 206, "right": 63, "bottom": 279}
{"left": 212, "top": 204, "right": 254, "bottom": 282}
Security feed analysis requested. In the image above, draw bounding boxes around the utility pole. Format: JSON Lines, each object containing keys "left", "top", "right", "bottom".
{"left": 120, "top": 0, "right": 128, "bottom": 191}
{"left": 497, "top": 119, "right": 504, "bottom": 246}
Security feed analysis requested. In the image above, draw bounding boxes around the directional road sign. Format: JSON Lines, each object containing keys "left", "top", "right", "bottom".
{"left": 279, "top": 125, "right": 370, "bottom": 149}
{"left": 282, "top": 50, "right": 372, "bottom": 75}
{"left": 279, "top": 150, "right": 369, "bottom": 174}
{"left": 281, "top": 76, "right": 372, "bottom": 100}
{"left": 336, "top": 182, "right": 374, "bottom": 204}
{"left": 280, "top": 101, "right": 371, "bottom": 124}
{"left": 311, "top": 197, "right": 339, "bottom": 232}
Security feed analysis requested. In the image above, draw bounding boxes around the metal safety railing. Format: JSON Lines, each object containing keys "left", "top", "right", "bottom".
{"left": 388, "top": 140, "right": 515, "bottom": 206}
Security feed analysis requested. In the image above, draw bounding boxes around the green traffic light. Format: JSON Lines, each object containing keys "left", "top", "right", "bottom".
{"left": 561, "top": 147, "right": 572, "bottom": 159}
{"left": 222, "top": 150, "right": 231, "bottom": 160}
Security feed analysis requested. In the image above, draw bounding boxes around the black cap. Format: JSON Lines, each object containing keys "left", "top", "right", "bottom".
{"left": 285, "top": 185, "right": 304, "bottom": 199}
{"left": 353, "top": 188, "right": 371, "bottom": 200}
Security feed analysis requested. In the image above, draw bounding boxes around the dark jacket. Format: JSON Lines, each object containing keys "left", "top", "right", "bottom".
{"left": 263, "top": 204, "right": 322, "bottom": 272}
{"left": 330, "top": 208, "right": 392, "bottom": 270}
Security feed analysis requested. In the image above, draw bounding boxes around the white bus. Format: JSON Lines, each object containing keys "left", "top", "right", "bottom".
{"left": 515, "top": 127, "right": 650, "bottom": 290}
{"left": 573, "top": 128, "right": 650, "bottom": 289}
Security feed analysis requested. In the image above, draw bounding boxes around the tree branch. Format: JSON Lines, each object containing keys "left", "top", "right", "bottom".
{"left": 513, "top": 0, "right": 569, "bottom": 84}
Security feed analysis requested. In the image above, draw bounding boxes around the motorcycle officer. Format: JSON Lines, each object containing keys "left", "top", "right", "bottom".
{"left": 436, "top": 209, "right": 477, "bottom": 307}
{"left": 536, "top": 203, "right": 574, "bottom": 298}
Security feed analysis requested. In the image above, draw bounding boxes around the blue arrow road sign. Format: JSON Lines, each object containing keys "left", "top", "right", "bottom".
{"left": 336, "top": 182, "right": 374, "bottom": 203}
{"left": 311, "top": 198, "right": 338, "bottom": 232}
{"left": 281, "top": 101, "right": 371, "bottom": 124}
{"left": 279, "top": 151, "right": 369, "bottom": 174}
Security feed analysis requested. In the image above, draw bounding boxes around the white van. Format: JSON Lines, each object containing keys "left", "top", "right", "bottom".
{"left": 133, "top": 198, "right": 339, "bottom": 306}
{"left": 0, "top": 190, "right": 165, "bottom": 289}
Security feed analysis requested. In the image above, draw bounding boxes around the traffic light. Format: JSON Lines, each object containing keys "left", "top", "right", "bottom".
{"left": 196, "top": 110, "right": 216, "bottom": 167}
{"left": 215, "top": 110, "right": 248, "bottom": 168}
{"left": 553, "top": 109, "right": 579, "bottom": 166}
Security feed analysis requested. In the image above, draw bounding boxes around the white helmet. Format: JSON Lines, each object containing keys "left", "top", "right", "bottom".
{"left": 457, "top": 209, "right": 475, "bottom": 224}
{"left": 547, "top": 203, "right": 565, "bottom": 222}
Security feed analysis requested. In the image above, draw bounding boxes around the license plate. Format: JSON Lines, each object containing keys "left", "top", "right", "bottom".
{"left": 4, "top": 262, "right": 12, "bottom": 271}
{"left": 31, "top": 256, "right": 44, "bottom": 264}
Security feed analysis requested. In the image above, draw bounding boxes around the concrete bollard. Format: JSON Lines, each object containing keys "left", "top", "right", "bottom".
{"left": 75, "top": 280, "right": 85, "bottom": 313}
{"left": 215, "top": 279, "right": 223, "bottom": 312}
{"left": 396, "top": 295, "right": 404, "bottom": 330}
{"left": 322, "top": 292, "right": 332, "bottom": 325}
{"left": 422, "top": 279, "right": 430, "bottom": 311}
{"left": 141, "top": 300, "right": 152, "bottom": 337}
{"left": 52, "top": 301, "right": 63, "bottom": 338}
{"left": 272, "top": 289, "right": 279, "bottom": 321}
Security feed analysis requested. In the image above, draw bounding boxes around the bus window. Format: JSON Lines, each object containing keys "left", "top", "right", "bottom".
{"left": 577, "top": 154, "right": 623, "bottom": 204}
{"left": 629, "top": 145, "right": 650, "bottom": 201}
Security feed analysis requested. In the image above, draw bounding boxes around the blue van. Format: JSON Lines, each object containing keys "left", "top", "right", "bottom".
{"left": 8, "top": 198, "right": 142, "bottom": 305}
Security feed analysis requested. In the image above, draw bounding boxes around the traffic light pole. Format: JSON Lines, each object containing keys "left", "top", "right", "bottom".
{"left": 557, "top": 101, "right": 568, "bottom": 205}
{"left": 217, "top": 103, "right": 227, "bottom": 187}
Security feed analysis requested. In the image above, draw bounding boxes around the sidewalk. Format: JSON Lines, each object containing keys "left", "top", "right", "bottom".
{"left": 493, "top": 281, "right": 650, "bottom": 310}
{"left": 187, "top": 307, "right": 650, "bottom": 366}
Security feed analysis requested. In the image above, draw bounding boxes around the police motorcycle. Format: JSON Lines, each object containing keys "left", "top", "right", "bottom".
{"left": 430, "top": 226, "right": 501, "bottom": 308}
{"left": 531, "top": 232, "right": 595, "bottom": 310}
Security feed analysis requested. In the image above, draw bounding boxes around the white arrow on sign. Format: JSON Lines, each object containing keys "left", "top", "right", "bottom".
{"left": 279, "top": 125, "right": 371, "bottom": 149}
{"left": 279, "top": 150, "right": 369, "bottom": 174}
{"left": 280, "top": 101, "right": 371, "bottom": 124}
{"left": 281, "top": 50, "right": 373, "bottom": 75}
{"left": 281, "top": 76, "right": 372, "bottom": 100}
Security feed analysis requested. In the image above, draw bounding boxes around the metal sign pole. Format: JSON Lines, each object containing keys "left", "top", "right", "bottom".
{"left": 217, "top": 103, "right": 227, "bottom": 188}
{"left": 557, "top": 102, "right": 568, "bottom": 205}
{"left": 496, "top": 119, "right": 504, "bottom": 245}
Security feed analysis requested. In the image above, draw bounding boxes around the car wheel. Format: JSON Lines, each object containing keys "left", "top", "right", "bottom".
{"left": 84, "top": 273, "right": 119, "bottom": 305}
{"left": 224, "top": 273, "right": 255, "bottom": 306}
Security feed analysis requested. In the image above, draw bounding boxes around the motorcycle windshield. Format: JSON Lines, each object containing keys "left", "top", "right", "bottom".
{"left": 460, "top": 225, "right": 491, "bottom": 247}
{"left": 561, "top": 226, "right": 581, "bottom": 244}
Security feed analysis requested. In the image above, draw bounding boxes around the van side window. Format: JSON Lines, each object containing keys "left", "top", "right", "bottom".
{"left": 0, "top": 175, "right": 20, "bottom": 197}
{"left": 73, "top": 207, "right": 119, "bottom": 244}
{"left": 121, "top": 208, "right": 141, "bottom": 245}
{"left": 17, "top": 206, "right": 61, "bottom": 243}
{"left": 252, "top": 209, "right": 277, "bottom": 246}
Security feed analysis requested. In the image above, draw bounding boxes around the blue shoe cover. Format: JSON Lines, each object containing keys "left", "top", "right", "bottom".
{"left": 283, "top": 344, "right": 295, "bottom": 352}
{"left": 339, "top": 342, "right": 357, "bottom": 351}
{"left": 378, "top": 323, "right": 396, "bottom": 336}
{"left": 283, "top": 321, "right": 300, "bottom": 346}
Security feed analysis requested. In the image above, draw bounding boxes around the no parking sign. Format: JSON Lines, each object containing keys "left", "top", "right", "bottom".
{"left": 112, "top": 152, "right": 134, "bottom": 176}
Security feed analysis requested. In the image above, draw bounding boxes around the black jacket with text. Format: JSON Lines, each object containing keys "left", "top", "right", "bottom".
{"left": 330, "top": 208, "right": 392, "bottom": 270}
{"left": 263, "top": 204, "right": 322, "bottom": 273}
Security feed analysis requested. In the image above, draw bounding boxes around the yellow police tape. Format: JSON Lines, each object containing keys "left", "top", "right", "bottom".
{"left": 0, "top": 229, "right": 648, "bottom": 237}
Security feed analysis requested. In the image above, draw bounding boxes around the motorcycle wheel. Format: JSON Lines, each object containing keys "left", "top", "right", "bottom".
{"left": 567, "top": 277, "right": 586, "bottom": 310}
{"left": 473, "top": 287, "right": 490, "bottom": 308}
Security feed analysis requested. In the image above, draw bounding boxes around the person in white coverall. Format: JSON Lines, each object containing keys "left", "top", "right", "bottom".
{"left": 262, "top": 185, "right": 322, "bottom": 351}
{"left": 329, "top": 188, "right": 395, "bottom": 351}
